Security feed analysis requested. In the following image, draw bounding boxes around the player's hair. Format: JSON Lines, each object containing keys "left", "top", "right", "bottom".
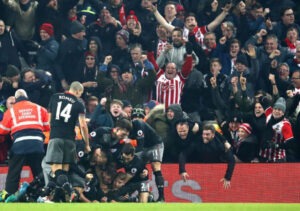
{"left": 121, "top": 143, "right": 135, "bottom": 155}
{"left": 115, "top": 118, "right": 133, "bottom": 132}
{"left": 114, "top": 172, "right": 127, "bottom": 181}
{"left": 69, "top": 81, "right": 84, "bottom": 92}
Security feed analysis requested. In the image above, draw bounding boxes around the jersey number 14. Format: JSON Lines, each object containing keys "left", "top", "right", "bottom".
{"left": 55, "top": 102, "right": 72, "bottom": 123}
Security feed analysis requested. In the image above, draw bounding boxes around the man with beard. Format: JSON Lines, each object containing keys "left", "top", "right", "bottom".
{"left": 156, "top": 27, "right": 198, "bottom": 71}
{"left": 149, "top": 2, "right": 232, "bottom": 47}
{"left": 175, "top": 122, "right": 235, "bottom": 189}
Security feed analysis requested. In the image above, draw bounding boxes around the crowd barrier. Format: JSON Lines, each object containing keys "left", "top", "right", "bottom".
{"left": 0, "top": 163, "right": 299, "bottom": 202}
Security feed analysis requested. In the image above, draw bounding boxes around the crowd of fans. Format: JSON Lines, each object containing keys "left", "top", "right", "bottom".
{"left": 0, "top": 0, "right": 300, "bottom": 203}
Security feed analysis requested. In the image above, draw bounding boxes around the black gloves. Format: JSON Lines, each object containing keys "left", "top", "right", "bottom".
{"left": 185, "top": 42, "right": 193, "bottom": 54}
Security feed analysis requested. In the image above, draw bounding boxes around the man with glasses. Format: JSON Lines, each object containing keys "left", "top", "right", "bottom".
{"left": 268, "top": 7, "right": 300, "bottom": 43}
{"left": 288, "top": 70, "right": 300, "bottom": 95}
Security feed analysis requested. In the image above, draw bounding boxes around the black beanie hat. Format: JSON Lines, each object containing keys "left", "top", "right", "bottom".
{"left": 6, "top": 65, "right": 20, "bottom": 78}
{"left": 236, "top": 53, "right": 248, "bottom": 66}
{"left": 70, "top": 20, "right": 85, "bottom": 35}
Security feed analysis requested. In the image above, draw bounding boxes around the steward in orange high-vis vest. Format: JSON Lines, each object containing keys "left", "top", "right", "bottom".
{"left": 0, "top": 89, "right": 50, "bottom": 198}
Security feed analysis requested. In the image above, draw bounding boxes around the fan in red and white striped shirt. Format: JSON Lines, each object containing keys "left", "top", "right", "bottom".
{"left": 156, "top": 57, "right": 192, "bottom": 108}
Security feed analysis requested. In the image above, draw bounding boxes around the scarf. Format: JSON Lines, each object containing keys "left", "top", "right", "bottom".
{"left": 69, "top": 15, "right": 77, "bottom": 22}
{"left": 284, "top": 38, "right": 296, "bottom": 54}
{"left": 119, "top": 3, "right": 126, "bottom": 26}
{"left": 265, "top": 115, "right": 285, "bottom": 142}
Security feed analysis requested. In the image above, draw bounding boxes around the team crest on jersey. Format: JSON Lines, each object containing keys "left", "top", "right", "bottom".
{"left": 90, "top": 131, "right": 96, "bottom": 137}
{"left": 78, "top": 151, "right": 84, "bottom": 158}
{"left": 84, "top": 186, "right": 91, "bottom": 192}
{"left": 137, "top": 130, "right": 144, "bottom": 137}
{"left": 131, "top": 168, "right": 137, "bottom": 174}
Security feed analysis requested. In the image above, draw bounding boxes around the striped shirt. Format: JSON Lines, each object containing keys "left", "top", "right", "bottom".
{"left": 156, "top": 72, "right": 184, "bottom": 109}
{"left": 259, "top": 107, "right": 294, "bottom": 162}
{"left": 183, "top": 25, "right": 208, "bottom": 46}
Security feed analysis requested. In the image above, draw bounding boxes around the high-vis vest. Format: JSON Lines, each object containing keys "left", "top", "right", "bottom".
{"left": 0, "top": 100, "right": 50, "bottom": 136}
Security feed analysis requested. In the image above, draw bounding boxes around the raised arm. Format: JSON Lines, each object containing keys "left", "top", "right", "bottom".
{"left": 148, "top": 4, "right": 175, "bottom": 33}
{"left": 207, "top": 3, "right": 232, "bottom": 32}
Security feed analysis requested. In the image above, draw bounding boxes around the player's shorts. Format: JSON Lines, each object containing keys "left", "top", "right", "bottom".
{"left": 127, "top": 181, "right": 150, "bottom": 193}
{"left": 136, "top": 143, "right": 164, "bottom": 163}
{"left": 69, "top": 165, "right": 86, "bottom": 188}
{"left": 45, "top": 138, "right": 76, "bottom": 164}
{"left": 140, "top": 180, "right": 150, "bottom": 193}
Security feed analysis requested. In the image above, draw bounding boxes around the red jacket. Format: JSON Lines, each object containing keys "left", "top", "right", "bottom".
{"left": 0, "top": 100, "right": 50, "bottom": 136}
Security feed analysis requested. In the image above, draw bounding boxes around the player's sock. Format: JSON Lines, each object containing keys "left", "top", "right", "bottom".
{"left": 154, "top": 171, "right": 165, "bottom": 201}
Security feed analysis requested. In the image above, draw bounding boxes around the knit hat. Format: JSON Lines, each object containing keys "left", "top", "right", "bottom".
{"left": 100, "top": 4, "right": 112, "bottom": 13}
{"left": 122, "top": 100, "right": 132, "bottom": 108}
{"left": 70, "top": 20, "right": 85, "bottom": 35}
{"left": 6, "top": 65, "right": 20, "bottom": 78}
{"left": 239, "top": 123, "right": 252, "bottom": 134}
{"left": 228, "top": 113, "right": 242, "bottom": 123}
{"left": 117, "top": 29, "right": 129, "bottom": 43}
{"left": 236, "top": 53, "right": 248, "bottom": 66}
{"left": 167, "top": 104, "right": 182, "bottom": 113}
{"left": 144, "top": 100, "right": 159, "bottom": 110}
{"left": 126, "top": 10, "right": 139, "bottom": 24}
{"left": 40, "top": 23, "right": 54, "bottom": 36}
{"left": 132, "top": 108, "right": 145, "bottom": 119}
{"left": 121, "top": 62, "right": 133, "bottom": 74}
{"left": 273, "top": 97, "right": 286, "bottom": 113}
{"left": 84, "top": 51, "right": 95, "bottom": 58}
{"left": 176, "top": 4, "right": 185, "bottom": 12}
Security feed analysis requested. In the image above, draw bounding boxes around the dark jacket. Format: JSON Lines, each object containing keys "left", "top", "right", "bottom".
{"left": 0, "top": 30, "right": 30, "bottom": 74}
{"left": 36, "top": 37, "right": 59, "bottom": 72}
{"left": 55, "top": 36, "right": 87, "bottom": 84}
{"left": 234, "top": 134, "right": 259, "bottom": 162}
{"left": 181, "top": 69, "right": 205, "bottom": 114}
{"left": 86, "top": 20, "right": 122, "bottom": 56}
